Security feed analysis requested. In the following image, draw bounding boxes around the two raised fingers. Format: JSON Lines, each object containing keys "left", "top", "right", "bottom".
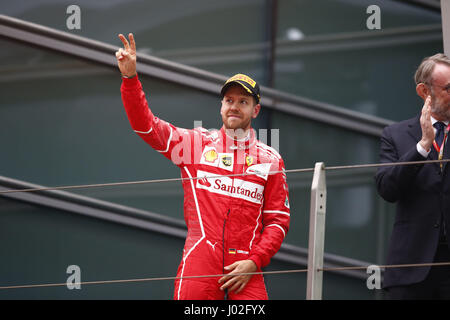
{"left": 115, "top": 33, "right": 135, "bottom": 61}
{"left": 118, "top": 33, "right": 136, "bottom": 52}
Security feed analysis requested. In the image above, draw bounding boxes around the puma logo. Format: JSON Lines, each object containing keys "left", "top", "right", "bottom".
{"left": 206, "top": 240, "right": 217, "bottom": 251}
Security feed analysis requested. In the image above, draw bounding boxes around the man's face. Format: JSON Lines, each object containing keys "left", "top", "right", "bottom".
{"left": 220, "top": 84, "right": 260, "bottom": 131}
{"left": 429, "top": 63, "right": 450, "bottom": 121}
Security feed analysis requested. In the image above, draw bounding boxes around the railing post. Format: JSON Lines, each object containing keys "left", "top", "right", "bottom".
{"left": 306, "top": 162, "right": 327, "bottom": 300}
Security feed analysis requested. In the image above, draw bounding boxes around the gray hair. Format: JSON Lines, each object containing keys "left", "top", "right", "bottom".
{"left": 414, "top": 53, "right": 450, "bottom": 85}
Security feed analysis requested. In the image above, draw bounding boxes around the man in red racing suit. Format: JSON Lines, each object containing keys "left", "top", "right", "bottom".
{"left": 116, "top": 33, "right": 290, "bottom": 300}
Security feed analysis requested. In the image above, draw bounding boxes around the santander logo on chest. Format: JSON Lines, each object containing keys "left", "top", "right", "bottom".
{"left": 196, "top": 170, "right": 264, "bottom": 204}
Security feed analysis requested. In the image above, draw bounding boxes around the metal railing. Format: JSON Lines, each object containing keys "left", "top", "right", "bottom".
{"left": 305, "top": 158, "right": 450, "bottom": 300}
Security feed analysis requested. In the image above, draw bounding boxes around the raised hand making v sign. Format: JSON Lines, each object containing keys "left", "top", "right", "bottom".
{"left": 116, "top": 33, "right": 137, "bottom": 78}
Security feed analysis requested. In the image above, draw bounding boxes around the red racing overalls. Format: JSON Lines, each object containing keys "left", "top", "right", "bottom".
{"left": 121, "top": 76, "right": 290, "bottom": 300}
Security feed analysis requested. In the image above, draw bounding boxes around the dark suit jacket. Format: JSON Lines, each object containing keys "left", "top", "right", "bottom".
{"left": 375, "top": 115, "right": 450, "bottom": 288}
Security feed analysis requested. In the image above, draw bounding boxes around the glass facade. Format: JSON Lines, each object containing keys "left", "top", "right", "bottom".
{"left": 0, "top": 0, "right": 444, "bottom": 299}
{"left": 275, "top": 0, "right": 442, "bottom": 120}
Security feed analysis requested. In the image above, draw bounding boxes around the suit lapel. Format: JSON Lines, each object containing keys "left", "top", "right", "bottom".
{"left": 406, "top": 116, "right": 421, "bottom": 142}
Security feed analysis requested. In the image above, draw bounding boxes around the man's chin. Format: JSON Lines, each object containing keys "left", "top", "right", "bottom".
{"left": 431, "top": 105, "right": 450, "bottom": 122}
{"left": 224, "top": 120, "right": 243, "bottom": 130}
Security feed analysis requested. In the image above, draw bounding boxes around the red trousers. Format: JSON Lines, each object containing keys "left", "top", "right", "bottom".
{"left": 173, "top": 240, "right": 268, "bottom": 300}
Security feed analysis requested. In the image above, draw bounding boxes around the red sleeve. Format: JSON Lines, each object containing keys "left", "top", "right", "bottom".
{"left": 120, "top": 75, "right": 198, "bottom": 166}
{"left": 248, "top": 159, "right": 290, "bottom": 269}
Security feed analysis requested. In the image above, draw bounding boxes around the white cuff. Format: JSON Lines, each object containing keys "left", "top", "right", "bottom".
{"left": 416, "top": 142, "right": 430, "bottom": 158}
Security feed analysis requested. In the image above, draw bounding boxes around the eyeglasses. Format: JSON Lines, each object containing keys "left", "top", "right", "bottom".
{"left": 424, "top": 82, "right": 450, "bottom": 94}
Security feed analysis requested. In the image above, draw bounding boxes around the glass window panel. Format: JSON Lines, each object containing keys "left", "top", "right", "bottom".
{"left": 1, "top": 0, "right": 268, "bottom": 80}
{"left": 0, "top": 197, "right": 182, "bottom": 299}
{"left": 277, "top": 0, "right": 440, "bottom": 37}
{"left": 275, "top": 0, "right": 443, "bottom": 120}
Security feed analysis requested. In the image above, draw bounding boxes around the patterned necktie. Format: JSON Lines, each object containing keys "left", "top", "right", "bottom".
{"left": 434, "top": 121, "right": 445, "bottom": 147}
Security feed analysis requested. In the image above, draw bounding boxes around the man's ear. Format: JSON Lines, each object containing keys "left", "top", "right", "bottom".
{"left": 220, "top": 100, "right": 225, "bottom": 115}
{"left": 416, "top": 82, "right": 430, "bottom": 100}
{"left": 252, "top": 104, "right": 261, "bottom": 119}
